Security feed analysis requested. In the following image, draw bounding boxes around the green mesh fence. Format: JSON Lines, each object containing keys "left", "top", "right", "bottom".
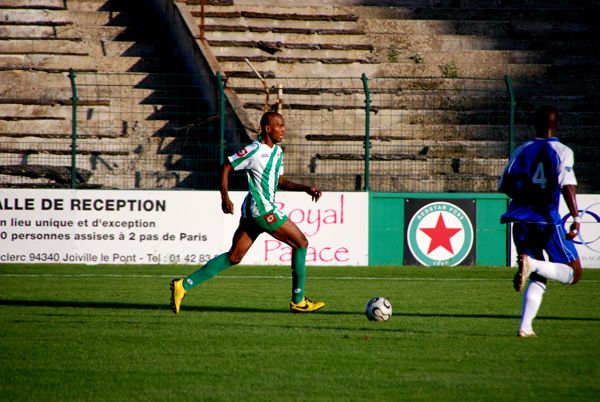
{"left": 69, "top": 72, "right": 226, "bottom": 189}
{"left": 1, "top": 72, "right": 598, "bottom": 193}
{"left": 509, "top": 79, "right": 600, "bottom": 194}
{"left": 224, "top": 76, "right": 511, "bottom": 192}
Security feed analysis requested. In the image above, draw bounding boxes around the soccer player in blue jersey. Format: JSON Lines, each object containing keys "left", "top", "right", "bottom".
{"left": 498, "top": 105, "right": 582, "bottom": 337}
{"left": 170, "top": 112, "right": 325, "bottom": 314}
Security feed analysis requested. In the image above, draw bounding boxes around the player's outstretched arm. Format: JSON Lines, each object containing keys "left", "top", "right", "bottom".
{"left": 561, "top": 184, "right": 580, "bottom": 240}
{"left": 277, "top": 176, "right": 322, "bottom": 202}
{"left": 219, "top": 162, "right": 235, "bottom": 214}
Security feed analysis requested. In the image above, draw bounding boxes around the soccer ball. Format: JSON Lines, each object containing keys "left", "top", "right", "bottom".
{"left": 365, "top": 297, "right": 392, "bottom": 321}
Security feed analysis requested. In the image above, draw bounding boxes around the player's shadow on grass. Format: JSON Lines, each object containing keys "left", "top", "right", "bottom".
{"left": 2, "top": 300, "right": 600, "bottom": 323}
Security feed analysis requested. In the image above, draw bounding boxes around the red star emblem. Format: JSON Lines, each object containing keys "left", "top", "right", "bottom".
{"left": 419, "top": 213, "right": 462, "bottom": 255}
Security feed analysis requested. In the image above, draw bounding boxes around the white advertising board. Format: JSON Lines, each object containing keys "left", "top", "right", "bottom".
{"left": 0, "top": 189, "right": 368, "bottom": 266}
{"left": 509, "top": 195, "right": 600, "bottom": 268}
{"left": 226, "top": 191, "right": 368, "bottom": 266}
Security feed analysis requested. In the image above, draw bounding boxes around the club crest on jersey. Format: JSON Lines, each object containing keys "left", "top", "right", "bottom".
{"left": 406, "top": 202, "right": 474, "bottom": 266}
{"left": 264, "top": 212, "right": 277, "bottom": 225}
{"left": 236, "top": 149, "right": 248, "bottom": 157}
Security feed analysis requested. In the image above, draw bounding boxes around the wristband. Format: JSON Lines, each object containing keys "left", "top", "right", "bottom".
{"left": 574, "top": 216, "right": 581, "bottom": 223}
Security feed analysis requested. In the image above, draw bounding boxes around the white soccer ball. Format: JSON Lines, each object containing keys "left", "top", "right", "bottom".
{"left": 365, "top": 297, "right": 392, "bottom": 321}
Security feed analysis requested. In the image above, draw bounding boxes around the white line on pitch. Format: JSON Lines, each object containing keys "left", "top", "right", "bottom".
{"left": 0, "top": 274, "right": 599, "bottom": 283}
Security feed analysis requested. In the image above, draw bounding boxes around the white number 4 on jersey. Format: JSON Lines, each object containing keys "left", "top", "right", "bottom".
{"left": 532, "top": 162, "right": 547, "bottom": 189}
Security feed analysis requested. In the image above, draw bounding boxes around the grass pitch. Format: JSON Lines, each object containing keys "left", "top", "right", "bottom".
{"left": 1, "top": 264, "right": 599, "bottom": 402}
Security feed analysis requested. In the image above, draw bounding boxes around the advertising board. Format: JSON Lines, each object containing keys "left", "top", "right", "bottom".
{"left": 0, "top": 190, "right": 368, "bottom": 266}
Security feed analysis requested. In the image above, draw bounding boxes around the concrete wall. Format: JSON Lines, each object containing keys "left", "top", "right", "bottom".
{"left": 149, "top": 0, "right": 254, "bottom": 146}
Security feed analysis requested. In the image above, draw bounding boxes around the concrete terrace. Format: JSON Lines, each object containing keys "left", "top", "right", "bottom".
{"left": 1, "top": 0, "right": 599, "bottom": 191}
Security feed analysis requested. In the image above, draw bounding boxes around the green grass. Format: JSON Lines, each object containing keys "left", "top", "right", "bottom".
{"left": 1, "top": 264, "right": 599, "bottom": 402}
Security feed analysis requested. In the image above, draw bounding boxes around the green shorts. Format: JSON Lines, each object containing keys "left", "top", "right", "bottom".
{"left": 240, "top": 208, "right": 288, "bottom": 233}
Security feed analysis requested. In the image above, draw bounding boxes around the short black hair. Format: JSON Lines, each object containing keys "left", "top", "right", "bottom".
{"left": 260, "top": 112, "right": 282, "bottom": 131}
{"left": 535, "top": 105, "right": 559, "bottom": 129}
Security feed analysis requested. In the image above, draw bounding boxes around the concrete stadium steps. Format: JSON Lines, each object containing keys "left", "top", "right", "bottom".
{"left": 54, "top": 25, "right": 164, "bottom": 42}
{"left": 218, "top": 59, "right": 380, "bottom": 77}
{"left": 0, "top": 9, "right": 144, "bottom": 28}
{"left": 219, "top": 59, "right": 592, "bottom": 79}
{"left": 0, "top": 69, "right": 180, "bottom": 91}
{"left": 0, "top": 69, "right": 210, "bottom": 142}
{"left": 351, "top": 6, "right": 600, "bottom": 24}
{"left": 198, "top": 15, "right": 359, "bottom": 31}
{"left": 0, "top": 9, "right": 71, "bottom": 25}
{"left": 0, "top": 0, "right": 65, "bottom": 9}
{"left": 288, "top": 172, "right": 500, "bottom": 193}
{"left": 191, "top": 2, "right": 378, "bottom": 77}
{"left": 350, "top": 5, "right": 600, "bottom": 80}
{"left": 209, "top": 43, "right": 371, "bottom": 60}
{"left": 199, "top": 1, "right": 600, "bottom": 79}
{"left": 0, "top": 38, "right": 165, "bottom": 58}
{"left": 0, "top": 140, "right": 171, "bottom": 169}
{"left": 209, "top": 40, "right": 372, "bottom": 52}
{"left": 63, "top": 0, "right": 141, "bottom": 12}
{"left": 357, "top": 16, "right": 600, "bottom": 37}
{"left": 0, "top": 69, "right": 71, "bottom": 94}
{"left": 186, "top": 1, "right": 600, "bottom": 191}
{"left": 203, "top": 30, "right": 372, "bottom": 46}
{"left": 0, "top": 104, "right": 73, "bottom": 121}
{"left": 1, "top": 24, "right": 165, "bottom": 42}
{"left": 3, "top": 0, "right": 598, "bottom": 191}
{"left": 0, "top": 53, "right": 173, "bottom": 72}
{"left": 230, "top": 85, "right": 509, "bottom": 107}
{"left": 0, "top": 139, "right": 131, "bottom": 157}
{"left": 370, "top": 34, "right": 600, "bottom": 55}
{"left": 237, "top": 105, "right": 512, "bottom": 134}
{"left": 232, "top": 0, "right": 599, "bottom": 10}
{"left": 0, "top": 0, "right": 203, "bottom": 189}
{"left": 0, "top": 118, "right": 175, "bottom": 137}
{"left": 289, "top": 139, "right": 509, "bottom": 159}
{"left": 0, "top": 142, "right": 208, "bottom": 189}
{"left": 0, "top": 72, "right": 181, "bottom": 110}
{"left": 289, "top": 156, "right": 505, "bottom": 176}
{"left": 0, "top": 25, "right": 63, "bottom": 38}
{"left": 372, "top": 49, "right": 600, "bottom": 68}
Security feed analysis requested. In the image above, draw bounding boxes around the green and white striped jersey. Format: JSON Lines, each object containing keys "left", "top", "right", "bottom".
{"left": 228, "top": 141, "right": 284, "bottom": 218}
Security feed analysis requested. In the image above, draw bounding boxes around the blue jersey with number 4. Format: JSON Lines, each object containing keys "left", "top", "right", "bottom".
{"left": 498, "top": 137, "right": 577, "bottom": 225}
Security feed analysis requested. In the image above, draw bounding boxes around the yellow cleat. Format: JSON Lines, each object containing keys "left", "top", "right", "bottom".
{"left": 290, "top": 296, "right": 325, "bottom": 313}
{"left": 170, "top": 279, "right": 187, "bottom": 314}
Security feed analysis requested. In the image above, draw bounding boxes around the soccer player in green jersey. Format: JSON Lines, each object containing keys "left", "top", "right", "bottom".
{"left": 170, "top": 112, "right": 325, "bottom": 314}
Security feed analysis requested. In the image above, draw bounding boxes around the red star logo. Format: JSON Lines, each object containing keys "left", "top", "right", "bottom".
{"left": 419, "top": 213, "right": 462, "bottom": 255}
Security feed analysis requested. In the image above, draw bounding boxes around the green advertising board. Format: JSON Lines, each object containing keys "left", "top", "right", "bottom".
{"left": 369, "top": 193, "right": 509, "bottom": 267}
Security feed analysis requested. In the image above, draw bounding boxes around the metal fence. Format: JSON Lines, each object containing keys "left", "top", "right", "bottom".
{"left": 1, "top": 72, "right": 599, "bottom": 193}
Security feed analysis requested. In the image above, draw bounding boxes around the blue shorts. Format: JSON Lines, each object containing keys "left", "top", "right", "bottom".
{"left": 512, "top": 222, "right": 579, "bottom": 264}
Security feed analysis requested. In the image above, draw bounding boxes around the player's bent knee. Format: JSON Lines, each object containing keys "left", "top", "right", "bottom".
{"left": 297, "top": 238, "right": 309, "bottom": 249}
{"left": 227, "top": 253, "right": 243, "bottom": 265}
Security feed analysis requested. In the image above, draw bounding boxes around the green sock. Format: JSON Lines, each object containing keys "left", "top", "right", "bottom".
{"left": 291, "top": 248, "right": 307, "bottom": 304}
{"left": 183, "top": 253, "right": 232, "bottom": 290}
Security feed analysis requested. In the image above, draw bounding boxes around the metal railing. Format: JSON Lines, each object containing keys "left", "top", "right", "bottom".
{"left": 1, "top": 72, "right": 598, "bottom": 193}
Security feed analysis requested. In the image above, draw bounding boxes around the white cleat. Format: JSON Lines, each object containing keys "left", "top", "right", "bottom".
{"left": 517, "top": 328, "right": 537, "bottom": 338}
{"left": 514, "top": 254, "right": 534, "bottom": 292}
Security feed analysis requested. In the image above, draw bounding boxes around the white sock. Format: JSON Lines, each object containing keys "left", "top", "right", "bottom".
{"left": 530, "top": 259, "right": 574, "bottom": 284}
{"left": 520, "top": 280, "right": 546, "bottom": 331}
